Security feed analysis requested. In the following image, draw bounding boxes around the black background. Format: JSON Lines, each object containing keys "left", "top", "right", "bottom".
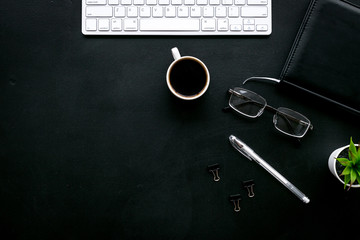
{"left": 1, "top": 0, "right": 359, "bottom": 239}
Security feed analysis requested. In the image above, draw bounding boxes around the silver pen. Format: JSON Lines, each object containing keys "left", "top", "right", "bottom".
{"left": 229, "top": 135, "right": 310, "bottom": 204}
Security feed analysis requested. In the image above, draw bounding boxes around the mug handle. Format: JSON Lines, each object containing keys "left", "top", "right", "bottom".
{"left": 171, "top": 47, "right": 181, "bottom": 60}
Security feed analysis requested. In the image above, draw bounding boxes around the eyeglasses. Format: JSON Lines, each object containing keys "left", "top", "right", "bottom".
{"left": 225, "top": 87, "right": 313, "bottom": 139}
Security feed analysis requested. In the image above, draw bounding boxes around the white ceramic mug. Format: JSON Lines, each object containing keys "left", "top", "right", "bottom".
{"left": 166, "top": 47, "right": 210, "bottom": 100}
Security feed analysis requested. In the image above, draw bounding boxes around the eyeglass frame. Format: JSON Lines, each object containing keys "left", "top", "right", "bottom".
{"left": 226, "top": 87, "right": 313, "bottom": 139}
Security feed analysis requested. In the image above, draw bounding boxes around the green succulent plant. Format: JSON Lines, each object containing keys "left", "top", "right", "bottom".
{"left": 336, "top": 137, "right": 360, "bottom": 190}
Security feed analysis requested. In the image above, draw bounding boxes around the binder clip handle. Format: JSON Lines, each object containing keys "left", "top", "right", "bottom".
{"left": 229, "top": 194, "right": 242, "bottom": 212}
{"left": 243, "top": 180, "right": 255, "bottom": 198}
{"left": 207, "top": 163, "right": 220, "bottom": 182}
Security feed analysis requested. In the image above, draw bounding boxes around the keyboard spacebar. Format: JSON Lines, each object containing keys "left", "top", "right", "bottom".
{"left": 140, "top": 19, "right": 200, "bottom": 31}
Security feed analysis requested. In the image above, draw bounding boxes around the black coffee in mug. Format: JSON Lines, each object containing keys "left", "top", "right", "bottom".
{"left": 169, "top": 58, "right": 208, "bottom": 97}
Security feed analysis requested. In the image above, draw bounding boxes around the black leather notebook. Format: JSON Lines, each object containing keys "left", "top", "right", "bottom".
{"left": 280, "top": 0, "right": 360, "bottom": 114}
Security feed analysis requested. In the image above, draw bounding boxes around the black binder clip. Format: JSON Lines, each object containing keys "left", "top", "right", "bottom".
{"left": 207, "top": 163, "right": 220, "bottom": 182}
{"left": 243, "top": 180, "right": 255, "bottom": 198}
{"left": 229, "top": 194, "right": 242, "bottom": 212}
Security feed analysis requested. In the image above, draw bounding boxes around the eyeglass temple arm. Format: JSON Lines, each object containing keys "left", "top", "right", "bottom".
{"left": 243, "top": 77, "right": 360, "bottom": 116}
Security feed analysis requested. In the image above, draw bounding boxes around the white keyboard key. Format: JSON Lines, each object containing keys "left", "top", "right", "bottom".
{"left": 178, "top": 7, "right": 189, "bottom": 17}
{"left": 243, "top": 18, "right": 255, "bottom": 25}
{"left": 228, "top": 7, "right": 239, "bottom": 17}
{"left": 127, "top": 6, "right": 138, "bottom": 17}
{"left": 256, "top": 24, "right": 268, "bottom": 31}
{"left": 111, "top": 19, "right": 122, "bottom": 30}
{"left": 165, "top": 6, "right": 176, "bottom": 17}
{"left": 197, "top": 0, "right": 207, "bottom": 5}
{"left": 234, "top": 0, "right": 245, "bottom": 5}
{"left": 190, "top": 7, "right": 201, "bottom": 17}
{"left": 203, "top": 7, "right": 214, "bottom": 17}
{"left": 153, "top": 6, "right": 164, "bottom": 17}
{"left": 86, "top": 0, "right": 106, "bottom": 5}
{"left": 217, "top": 19, "right": 228, "bottom": 31}
{"left": 86, "top": 18, "right": 97, "bottom": 30}
{"left": 108, "top": 0, "right": 120, "bottom": 4}
{"left": 247, "top": 0, "right": 267, "bottom": 5}
{"left": 122, "top": 0, "right": 132, "bottom": 4}
{"left": 215, "top": 7, "right": 226, "bottom": 17}
{"left": 222, "top": 0, "right": 232, "bottom": 5}
{"left": 86, "top": 6, "right": 113, "bottom": 17}
{"left": 241, "top": 6, "right": 267, "bottom": 17}
{"left": 172, "top": 0, "right": 182, "bottom": 5}
{"left": 134, "top": 0, "right": 145, "bottom": 4}
{"left": 202, "top": 19, "right": 216, "bottom": 31}
{"left": 140, "top": 19, "right": 200, "bottom": 31}
{"left": 209, "top": 0, "right": 220, "bottom": 5}
{"left": 159, "top": 0, "right": 170, "bottom": 5}
{"left": 184, "top": 0, "right": 195, "bottom": 5}
{"left": 146, "top": 0, "right": 157, "bottom": 4}
{"left": 140, "top": 7, "right": 151, "bottom": 17}
{"left": 124, "top": 19, "right": 138, "bottom": 30}
{"left": 115, "top": 7, "right": 126, "bottom": 17}
{"left": 230, "top": 24, "right": 241, "bottom": 31}
{"left": 243, "top": 24, "right": 255, "bottom": 31}
{"left": 98, "top": 19, "right": 110, "bottom": 30}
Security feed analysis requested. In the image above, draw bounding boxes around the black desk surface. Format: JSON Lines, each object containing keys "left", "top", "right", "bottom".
{"left": 1, "top": 0, "right": 359, "bottom": 239}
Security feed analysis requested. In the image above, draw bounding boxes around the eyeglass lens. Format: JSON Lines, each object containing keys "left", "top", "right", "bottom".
{"left": 273, "top": 107, "right": 311, "bottom": 138}
{"left": 229, "top": 88, "right": 266, "bottom": 118}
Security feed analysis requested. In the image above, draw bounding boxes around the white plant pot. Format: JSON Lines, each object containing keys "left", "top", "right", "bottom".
{"left": 328, "top": 144, "right": 360, "bottom": 188}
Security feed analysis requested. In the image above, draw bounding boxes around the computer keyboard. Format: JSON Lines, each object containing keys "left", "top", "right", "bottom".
{"left": 82, "top": 0, "right": 271, "bottom": 35}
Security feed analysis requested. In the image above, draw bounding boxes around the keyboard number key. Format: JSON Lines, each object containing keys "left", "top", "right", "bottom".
{"left": 86, "top": 18, "right": 97, "bottom": 31}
